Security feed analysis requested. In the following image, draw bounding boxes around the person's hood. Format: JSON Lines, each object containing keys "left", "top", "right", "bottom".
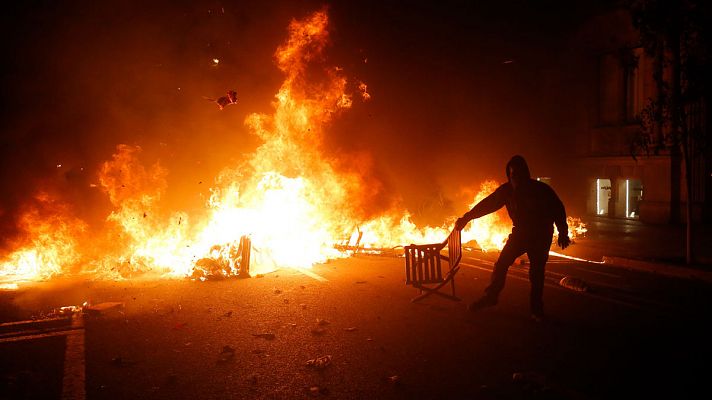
{"left": 505, "top": 155, "right": 531, "bottom": 182}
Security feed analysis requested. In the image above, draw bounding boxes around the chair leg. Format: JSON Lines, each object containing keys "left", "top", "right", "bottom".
{"left": 411, "top": 277, "right": 461, "bottom": 302}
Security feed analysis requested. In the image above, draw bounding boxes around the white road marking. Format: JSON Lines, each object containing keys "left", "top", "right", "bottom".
{"left": 295, "top": 268, "right": 328, "bottom": 282}
{"left": 62, "top": 329, "right": 85, "bottom": 400}
{"left": 0, "top": 314, "right": 86, "bottom": 400}
{"left": 459, "top": 261, "right": 647, "bottom": 310}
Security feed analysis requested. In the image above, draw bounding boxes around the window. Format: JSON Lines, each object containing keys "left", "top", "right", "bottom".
{"left": 598, "top": 48, "right": 650, "bottom": 125}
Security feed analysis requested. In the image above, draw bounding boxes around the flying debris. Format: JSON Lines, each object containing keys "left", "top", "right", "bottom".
{"left": 205, "top": 90, "right": 238, "bottom": 110}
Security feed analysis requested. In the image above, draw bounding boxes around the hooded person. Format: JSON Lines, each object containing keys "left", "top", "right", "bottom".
{"left": 455, "top": 155, "right": 570, "bottom": 321}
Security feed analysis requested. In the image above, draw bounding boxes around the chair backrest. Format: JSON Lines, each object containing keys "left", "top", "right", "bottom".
{"left": 404, "top": 229, "right": 462, "bottom": 285}
{"left": 404, "top": 244, "right": 443, "bottom": 285}
{"left": 446, "top": 229, "right": 462, "bottom": 268}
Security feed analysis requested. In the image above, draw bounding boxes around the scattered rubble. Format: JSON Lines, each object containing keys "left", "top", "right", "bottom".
{"left": 305, "top": 355, "right": 332, "bottom": 370}
{"left": 83, "top": 302, "right": 124, "bottom": 316}
{"left": 316, "top": 318, "right": 330, "bottom": 326}
{"left": 217, "top": 345, "right": 235, "bottom": 363}
{"left": 310, "top": 327, "right": 327, "bottom": 336}
{"left": 307, "top": 386, "right": 329, "bottom": 396}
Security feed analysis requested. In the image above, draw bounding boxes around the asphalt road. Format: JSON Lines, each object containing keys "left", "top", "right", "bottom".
{"left": 1, "top": 250, "right": 711, "bottom": 399}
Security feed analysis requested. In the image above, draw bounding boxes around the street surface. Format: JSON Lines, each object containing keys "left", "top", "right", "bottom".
{"left": 1, "top": 248, "right": 711, "bottom": 399}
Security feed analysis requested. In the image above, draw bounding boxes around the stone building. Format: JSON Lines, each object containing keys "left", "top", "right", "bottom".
{"left": 569, "top": 7, "right": 710, "bottom": 224}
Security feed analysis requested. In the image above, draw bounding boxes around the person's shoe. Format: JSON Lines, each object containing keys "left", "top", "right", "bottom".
{"left": 467, "top": 296, "right": 497, "bottom": 312}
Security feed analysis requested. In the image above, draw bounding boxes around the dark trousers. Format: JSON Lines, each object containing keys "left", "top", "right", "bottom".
{"left": 484, "top": 233, "right": 551, "bottom": 315}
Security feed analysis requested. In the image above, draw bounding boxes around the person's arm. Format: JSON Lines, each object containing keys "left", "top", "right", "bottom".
{"left": 455, "top": 185, "right": 506, "bottom": 230}
{"left": 550, "top": 188, "right": 570, "bottom": 249}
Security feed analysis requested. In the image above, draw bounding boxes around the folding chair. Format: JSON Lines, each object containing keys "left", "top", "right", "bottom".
{"left": 404, "top": 229, "right": 462, "bottom": 302}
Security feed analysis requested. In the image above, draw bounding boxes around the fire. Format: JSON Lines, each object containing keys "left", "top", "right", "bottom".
{"left": 0, "top": 192, "right": 86, "bottom": 281}
{"left": 0, "top": 9, "right": 586, "bottom": 286}
{"left": 461, "top": 180, "right": 511, "bottom": 251}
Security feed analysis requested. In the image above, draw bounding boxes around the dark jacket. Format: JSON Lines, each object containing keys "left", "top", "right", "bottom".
{"left": 466, "top": 179, "right": 568, "bottom": 239}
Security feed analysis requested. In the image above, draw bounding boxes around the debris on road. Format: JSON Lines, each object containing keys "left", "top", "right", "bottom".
{"left": 222, "top": 311, "right": 233, "bottom": 318}
{"left": 308, "top": 386, "right": 329, "bottom": 396}
{"left": 217, "top": 345, "right": 235, "bottom": 363}
{"left": 310, "top": 327, "right": 327, "bottom": 336}
{"left": 274, "top": 289, "right": 282, "bottom": 294}
{"left": 300, "top": 304, "right": 307, "bottom": 309}
{"left": 355, "top": 280, "right": 367, "bottom": 284}
{"left": 305, "top": 355, "right": 332, "bottom": 370}
{"left": 344, "top": 327, "right": 357, "bottom": 332}
{"left": 316, "top": 318, "right": 330, "bottom": 326}
{"left": 559, "top": 276, "right": 589, "bottom": 292}
{"left": 253, "top": 332, "right": 276, "bottom": 340}
{"left": 387, "top": 375, "right": 400, "bottom": 384}
{"left": 84, "top": 302, "right": 124, "bottom": 316}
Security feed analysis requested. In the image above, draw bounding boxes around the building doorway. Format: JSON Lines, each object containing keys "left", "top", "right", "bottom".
{"left": 595, "top": 178, "right": 612, "bottom": 216}
{"left": 620, "top": 179, "right": 643, "bottom": 219}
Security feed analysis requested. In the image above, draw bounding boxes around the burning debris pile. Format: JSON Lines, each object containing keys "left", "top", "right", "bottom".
{"left": 0, "top": 9, "right": 585, "bottom": 286}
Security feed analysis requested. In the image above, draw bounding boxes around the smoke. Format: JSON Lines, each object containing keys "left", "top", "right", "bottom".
{"left": 0, "top": 0, "right": 596, "bottom": 248}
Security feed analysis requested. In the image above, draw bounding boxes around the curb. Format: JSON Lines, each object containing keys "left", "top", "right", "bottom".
{"left": 602, "top": 256, "right": 712, "bottom": 284}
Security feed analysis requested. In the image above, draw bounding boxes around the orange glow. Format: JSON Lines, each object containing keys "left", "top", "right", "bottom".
{"left": 0, "top": 192, "right": 86, "bottom": 281}
{"left": 0, "top": 10, "right": 586, "bottom": 286}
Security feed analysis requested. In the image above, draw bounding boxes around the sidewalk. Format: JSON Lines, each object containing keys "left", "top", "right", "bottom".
{"left": 562, "top": 216, "right": 712, "bottom": 284}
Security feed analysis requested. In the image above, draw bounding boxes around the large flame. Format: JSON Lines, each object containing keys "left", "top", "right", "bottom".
{"left": 0, "top": 10, "right": 586, "bottom": 285}
{"left": 0, "top": 192, "right": 87, "bottom": 281}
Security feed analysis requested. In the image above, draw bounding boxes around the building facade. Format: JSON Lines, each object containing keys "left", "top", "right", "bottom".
{"left": 571, "top": 8, "right": 711, "bottom": 224}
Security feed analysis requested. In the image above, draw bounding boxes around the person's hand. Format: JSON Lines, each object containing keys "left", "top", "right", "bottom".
{"left": 455, "top": 216, "right": 469, "bottom": 231}
{"left": 557, "top": 235, "right": 571, "bottom": 250}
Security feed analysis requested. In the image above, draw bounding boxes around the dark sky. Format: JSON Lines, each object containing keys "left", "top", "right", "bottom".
{"left": 0, "top": 0, "right": 613, "bottom": 241}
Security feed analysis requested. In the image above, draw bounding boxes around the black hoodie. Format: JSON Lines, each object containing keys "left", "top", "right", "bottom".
{"left": 465, "top": 155, "right": 568, "bottom": 239}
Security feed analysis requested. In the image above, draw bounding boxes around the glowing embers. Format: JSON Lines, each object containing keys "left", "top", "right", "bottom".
{"left": 192, "top": 236, "right": 251, "bottom": 280}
